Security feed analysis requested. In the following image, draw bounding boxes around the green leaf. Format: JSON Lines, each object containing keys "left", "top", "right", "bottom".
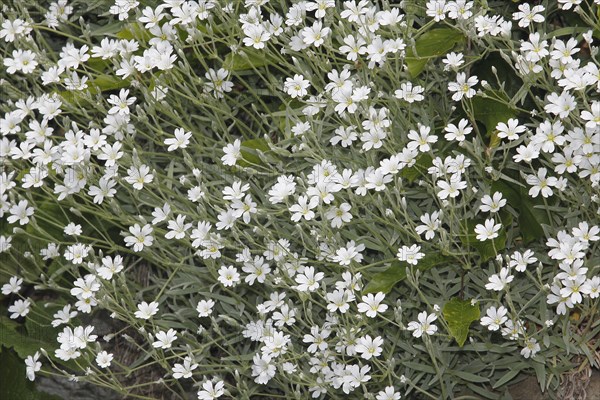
{"left": 459, "top": 213, "right": 511, "bottom": 262}
{"left": 531, "top": 360, "right": 547, "bottom": 389}
{"left": 364, "top": 253, "right": 453, "bottom": 294}
{"left": 91, "top": 75, "right": 130, "bottom": 93}
{"left": 24, "top": 306, "right": 59, "bottom": 355}
{"left": 0, "top": 304, "right": 58, "bottom": 360}
{"left": 0, "top": 351, "right": 42, "bottom": 400}
{"left": 451, "top": 369, "right": 489, "bottom": 383}
{"left": 0, "top": 348, "right": 62, "bottom": 400}
{"left": 88, "top": 21, "right": 125, "bottom": 37}
{"left": 399, "top": 154, "right": 433, "bottom": 183}
{"left": 116, "top": 24, "right": 151, "bottom": 41}
{"left": 491, "top": 180, "right": 548, "bottom": 244}
{"left": 470, "top": 92, "right": 517, "bottom": 147}
{"left": 493, "top": 368, "right": 521, "bottom": 388}
{"left": 443, "top": 297, "right": 480, "bottom": 347}
{"left": 223, "top": 49, "right": 276, "bottom": 71}
{"left": 406, "top": 28, "right": 464, "bottom": 77}
{"left": 238, "top": 138, "right": 271, "bottom": 167}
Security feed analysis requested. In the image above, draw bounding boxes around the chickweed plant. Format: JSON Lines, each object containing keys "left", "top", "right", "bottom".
{"left": 1, "top": 0, "right": 599, "bottom": 398}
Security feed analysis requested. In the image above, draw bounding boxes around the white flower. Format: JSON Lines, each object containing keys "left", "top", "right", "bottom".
{"left": 8, "top": 199, "right": 34, "bottom": 225}
{"left": 544, "top": 91, "right": 576, "bottom": 119}
{"left": 582, "top": 277, "right": 600, "bottom": 299}
{"left": 242, "top": 24, "right": 270, "bottom": 49}
{"left": 301, "top": 21, "right": 330, "bottom": 47}
{"left": 70, "top": 275, "right": 100, "bottom": 299}
{"left": 164, "top": 128, "right": 192, "bottom": 151}
{"left": 326, "top": 289, "right": 354, "bottom": 313}
{"left": 221, "top": 139, "right": 241, "bottom": 166}
{"left": 197, "top": 299, "right": 215, "bottom": 317}
{"left": 0, "top": 235, "right": 12, "bottom": 254}
{"left": 444, "top": 118, "right": 472, "bottom": 142}
{"left": 480, "top": 306, "right": 508, "bottom": 331}
{"left": 560, "top": 275, "right": 586, "bottom": 304}
{"left": 124, "top": 164, "right": 153, "bottom": 190}
{"left": 448, "top": 72, "right": 478, "bottom": 101}
{"left": 2, "top": 276, "right": 23, "bottom": 295}
{"left": 480, "top": 192, "right": 507, "bottom": 213}
{"left": 204, "top": 68, "right": 233, "bottom": 98}
{"left": 303, "top": 325, "right": 331, "bottom": 353}
{"left": 152, "top": 328, "right": 178, "bottom": 349}
{"left": 284, "top": 74, "right": 310, "bottom": 98}
{"left": 165, "top": 215, "right": 192, "bottom": 240}
{"left": 124, "top": 224, "right": 154, "bottom": 252}
{"left": 512, "top": 4, "right": 545, "bottom": 28}
{"left": 325, "top": 203, "right": 352, "bottom": 228}
{"left": 485, "top": 268, "right": 514, "bottom": 291}
{"left": 243, "top": 256, "right": 271, "bottom": 285}
{"left": 355, "top": 335, "right": 384, "bottom": 360}
{"left": 437, "top": 176, "right": 467, "bottom": 199}
{"left": 134, "top": 301, "right": 159, "bottom": 320}
{"left": 96, "top": 351, "right": 113, "bottom": 368}
{"left": 496, "top": 118, "right": 525, "bottom": 141}
{"left": 197, "top": 379, "right": 225, "bottom": 399}
{"left": 9, "top": 298, "right": 31, "bottom": 319}
{"left": 526, "top": 168, "right": 557, "bottom": 198}
{"left": 64, "top": 222, "right": 82, "bottom": 236}
{"left": 397, "top": 244, "right": 425, "bottom": 265}
{"left": 407, "top": 311, "right": 438, "bottom": 338}
{"left": 395, "top": 82, "right": 424, "bottom": 103}
{"left": 217, "top": 265, "right": 241, "bottom": 287}
{"left": 357, "top": 292, "right": 388, "bottom": 318}
{"left": 251, "top": 353, "right": 276, "bottom": 384}
{"left": 376, "top": 386, "right": 401, "bottom": 400}
{"left": 107, "top": 89, "right": 135, "bottom": 115}
{"left": 25, "top": 352, "right": 42, "bottom": 381}
{"left": 474, "top": 219, "right": 502, "bottom": 241}
{"left": 442, "top": 52, "right": 464, "bottom": 70}
{"left": 52, "top": 304, "right": 78, "bottom": 327}
{"left": 407, "top": 124, "right": 437, "bottom": 152}
{"left": 509, "top": 250, "right": 538, "bottom": 272}
{"left": 289, "top": 195, "right": 319, "bottom": 222}
{"left": 521, "top": 338, "right": 540, "bottom": 358}
{"left": 172, "top": 356, "right": 198, "bottom": 379}
{"left": 295, "top": 266, "right": 324, "bottom": 292}
{"left": 305, "top": 0, "right": 335, "bottom": 18}
{"left": 521, "top": 32, "right": 549, "bottom": 62}
{"left": 4, "top": 49, "right": 38, "bottom": 74}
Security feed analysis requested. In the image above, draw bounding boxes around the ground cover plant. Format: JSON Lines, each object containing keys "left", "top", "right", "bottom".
{"left": 1, "top": 0, "right": 600, "bottom": 398}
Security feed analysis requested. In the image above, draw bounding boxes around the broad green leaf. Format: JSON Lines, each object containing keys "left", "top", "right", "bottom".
{"left": 399, "top": 154, "right": 433, "bottom": 183}
{"left": 0, "top": 305, "right": 58, "bottom": 359}
{"left": 364, "top": 253, "right": 453, "bottom": 294}
{"left": 406, "top": 28, "right": 464, "bottom": 77}
{"left": 0, "top": 348, "right": 63, "bottom": 400}
{"left": 238, "top": 138, "right": 271, "bottom": 167}
{"left": 223, "top": 48, "right": 276, "bottom": 71}
{"left": 88, "top": 21, "right": 125, "bottom": 37}
{"left": 459, "top": 213, "right": 512, "bottom": 262}
{"left": 116, "top": 24, "right": 151, "bottom": 41}
{"left": 91, "top": 75, "right": 130, "bottom": 92}
{"left": 492, "top": 180, "right": 548, "bottom": 244}
{"left": 443, "top": 297, "right": 480, "bottom": 347}
{"left": 471, "top": 92, "right": 517, "bottom": 146}
{"left": 24, "top": 305, "right": 59, "bottom": 355}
